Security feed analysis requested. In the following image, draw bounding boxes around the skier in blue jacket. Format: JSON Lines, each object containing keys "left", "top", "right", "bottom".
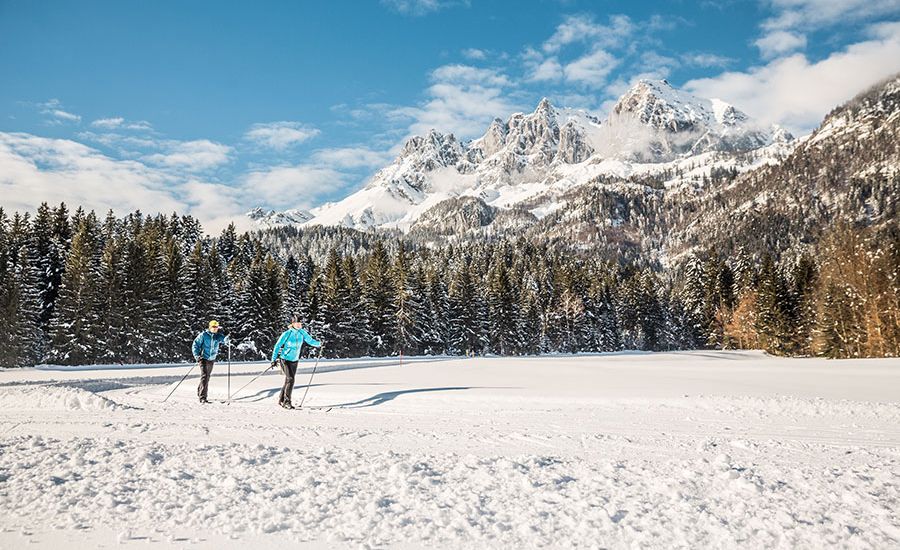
{"left": 270, "top": 313, "right": 322, "bottom": 409}
{"left": 192, "top": 320, "right": 229, "bottom": 403}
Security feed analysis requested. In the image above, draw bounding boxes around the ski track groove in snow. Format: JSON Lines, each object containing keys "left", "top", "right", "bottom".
{"left": 0, "top": 351, "right": 898, "bottom": 549}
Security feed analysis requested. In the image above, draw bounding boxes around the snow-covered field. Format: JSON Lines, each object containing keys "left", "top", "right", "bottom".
{"left": 1, "top": 351, "right": 898, "bottom": 549}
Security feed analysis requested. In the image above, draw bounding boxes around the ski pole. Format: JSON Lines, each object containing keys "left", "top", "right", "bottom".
{"left": 227, "top": 340, "right": 231, "bottom": 402}
{"left": 231, "top": 360, "right": 278, "bottom": 400}
{"left": 163, "top": 362, "right": 198, "bottom": 403}
{"left": 298, "top": 345, "right": 324, "bottom": 409}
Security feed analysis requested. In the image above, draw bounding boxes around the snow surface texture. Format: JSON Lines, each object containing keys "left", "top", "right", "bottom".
{"left": 1, "top": 351, "right": 898, "bottom": 549}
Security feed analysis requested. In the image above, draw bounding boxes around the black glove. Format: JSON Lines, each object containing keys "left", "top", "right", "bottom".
{"left": 270, "top": 360, "right": 277, "bottom": 368}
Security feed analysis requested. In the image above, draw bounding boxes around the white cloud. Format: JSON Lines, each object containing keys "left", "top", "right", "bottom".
{"left": 462, "top": 48, "right": 487, "bottom": 60}
{"left": 682, "top": 52, "right": 734, "bottom": 68}
{"left": 754, "top": 30, "right": 807, "bottom": 58}
{"left": 244, "top": 121, "right": 320, "bottom": 151}
{"left": 311, "top": 147, "right": 394, "bottom": 169}
{"left": 144, "top": 139, "right": 232, "bottom": 172}
{"left": 393, "top": 64, "right": 521, "bottom": 139}
{"left": 762, "top": 0, "right": 900, "bottom": 33}
{"left": 0, "top": 132, "right": 268, "bottom": 234}
{"left": 528, "top": 56, "right": 564, "bottom": 82}
{"left": 542, "top": 14, "right": 634, "bottom": 53}
{"left": 755, "top": 0, "right": 900, "bottom": 58}
{"left": 685, "top": 22, "right": 900, "bottom": 134}
{"left": 91, "top": 117, "right": 153, "bottom": 131}
{"left": 380, "top": 0, "right": 466, "bottom": 16}
{"left": 38, "top": 99, "right": 81, "bottom": 125}
{"left": 430, "top": 64, "right": 509, "bottom": 87}
{"left": 77, "top": 131, "right": 159, "bottom": 151}
{"left": 0, "top": 132, "right": 183, "bottom": 217}
{"left": 244, "top": 164, "right": 350, "bottom": 209}
{"left": 563, "top": 48, "right": 620, "bottom": 87}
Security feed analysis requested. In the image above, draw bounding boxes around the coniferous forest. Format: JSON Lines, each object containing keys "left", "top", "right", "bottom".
{"left": 0, "top": 202, "right": 897, "bottom": 367}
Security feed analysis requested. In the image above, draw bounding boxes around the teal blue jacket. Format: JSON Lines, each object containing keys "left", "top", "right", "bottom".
{"left": 192, "top": 330, "right": 228, "bottom": 361}
{"left": 271, "top": 327, "right": 321, "bottom": 362}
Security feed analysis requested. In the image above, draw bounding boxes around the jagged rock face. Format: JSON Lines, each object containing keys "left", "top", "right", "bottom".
{"left": 478, "top": 118, "right": 508, "bottom": 158}
{"left": 383, "top": 130, "right": 465, "bottom": 193}
{"left": 410, "top": 196, "right": 497, "bottom": 236}
{"left": 246, "top": 207, "right": 313, "bottom": 228}
{"left": 558, "top": 120, "right": 594, "bottom": 164}
{"left": 609, "top": 79, "right": 785, "bottom": 161}
{"left": 506, "top": 98, "right": 560, "bottom": 163}
{"left": 409, "top": 196, "right": 538, "bottom": 238}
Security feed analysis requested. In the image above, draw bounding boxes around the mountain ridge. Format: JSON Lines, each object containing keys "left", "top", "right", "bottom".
{"left": 250, "top": 79, "right": 791, "bottom": 232}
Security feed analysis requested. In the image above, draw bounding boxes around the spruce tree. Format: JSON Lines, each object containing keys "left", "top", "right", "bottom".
{"left": 342, "top": 256, "right": 373, "bottom": 357}
{"left": 392, "top": 243, "right": 423, "bottom": 356}
{"left": 320, "top": 249, "right": 350, "bottom": 357}
{"left": 486, "top": 256, "right": 518, "bottom": 355}
{"left": 47, "top": 216, "right": 103, "bottom": 365}
{"left": 361, "top": 241, "right": 396, "bottom": 355}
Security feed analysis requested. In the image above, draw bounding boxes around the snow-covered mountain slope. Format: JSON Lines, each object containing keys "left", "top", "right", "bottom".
{"left": 250, "top": 80, "right": 793, "bottom": 232}
{"left": 246, "top": 206, "right": 313, "bottom": 228}
{"left": 663, "top": 73, "right": 900, "bottom": 262}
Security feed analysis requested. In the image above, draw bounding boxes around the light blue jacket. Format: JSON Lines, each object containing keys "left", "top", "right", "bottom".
{"left": 192, "top": 330, "right": 228, "bottom": 361}
{"left": 271, "top": 327, "right": 321, "bottom": 362}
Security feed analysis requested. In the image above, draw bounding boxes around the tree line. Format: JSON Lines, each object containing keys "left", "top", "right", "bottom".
{"left": 0, "top": 203, "right": 897, "bottom": 367}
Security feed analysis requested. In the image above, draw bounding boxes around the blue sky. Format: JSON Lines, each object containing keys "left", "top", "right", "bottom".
{"left": 2, "top": 0, "right": 900, "bottom": 232}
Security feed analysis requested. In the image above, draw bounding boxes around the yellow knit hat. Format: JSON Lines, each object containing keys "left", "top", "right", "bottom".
{"left": 208, "top": 320, "right": 220, "bottom": 328}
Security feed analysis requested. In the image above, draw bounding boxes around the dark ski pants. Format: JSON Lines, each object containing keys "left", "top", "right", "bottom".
{"left": 279, "top": 360, "right": 299, "bottom": 405}
{"left": 197, "top": 359, "right": 214, "bottom": 401}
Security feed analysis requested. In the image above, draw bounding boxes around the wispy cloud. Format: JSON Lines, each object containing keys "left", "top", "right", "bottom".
{"left": 380, "top": 0, "right": 468, "bottom": 16}
{"left": 144, "top": 139, "right": 232, "bottom": 172}
{"left": 311, "top": 146, "right": 394, "bottom": 169}
{"left": 37, "top": 99, "right": 81, "bottom": 125}
{"left": 542, "top": 14, "right": 635, "bottom": 53}
{"left": 461, "top": 48, "right": 488, "bottom": 60}
{"left": 244, "top": 164, "right": 351, "bottom": 209}
{"left": 391, "top": 64, "right": 521, "bottom": 139}
{"left": 682, "top": 52, "right": 734, "bottom": 68}
{"left": 244, "top": 121, "right": 321, "bottom": 151}
{"left": 90, "top": 117, "right": 153, "bottom": 131}
{"left": 563, "top": 48, "right": 620, "bottom": 87}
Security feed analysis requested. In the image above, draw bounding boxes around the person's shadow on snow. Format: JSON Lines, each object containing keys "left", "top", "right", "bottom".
{"left": 331, "top": 386, "right": 473, "bottom": 408}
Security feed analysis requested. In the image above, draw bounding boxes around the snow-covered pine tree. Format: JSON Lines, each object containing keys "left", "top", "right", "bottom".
{"left": 234, "top": 252, "right": 285, "bottom": 360}
{"left": 679, "top": 255, "right": 707, "bottom": 348}
{"left": 0, "top": 209, "right": 42, "bottom": 367}
{"left": 159, "top": 234, "right": 190, "bottom": 360}
{"left": 586, "top": 276, "right": 620, "bottom": 352}
{"left": 486, "top": 253, "right": 518, "bottom": 355}
{"left": 320, "top": 248, "right": 351, "bottom": 357}
{"left": 342, "top": 255, "right": 373, "bottom": 357}
{"left": 47, "top": 214, "right": 104, "bottom": 365}
{"left": 282, "top": 255, "right": 304, "bottom": 323}
{"left": 448, "top": 257, "right": 486, "bottom": 355}
{"left": 182, "top": 240, "right": 215, "bottom": 344}
{"left": 419, "top": 265, "right": 447, "bottom": 355}
{"left": 96, "top": 213, "right": 126, "bottom": 364}
{"left": 392, "top": 242, "right": 424, "bottom": 356}
{"left": 516, "top": 284, "right": 541, "bottom": 355}
{"left": 754, "top": 254, "right": 793, "bottom": 355}
{"left": 361, "top": 240, "right": 396, "bottom": 355}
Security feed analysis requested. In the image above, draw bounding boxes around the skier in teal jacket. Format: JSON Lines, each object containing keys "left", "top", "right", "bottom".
{"left": 270, "top": 313, "right": 322, "bottom": 409}
{"left": 192, "top": 320, "right": 229, "bottom": 404}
